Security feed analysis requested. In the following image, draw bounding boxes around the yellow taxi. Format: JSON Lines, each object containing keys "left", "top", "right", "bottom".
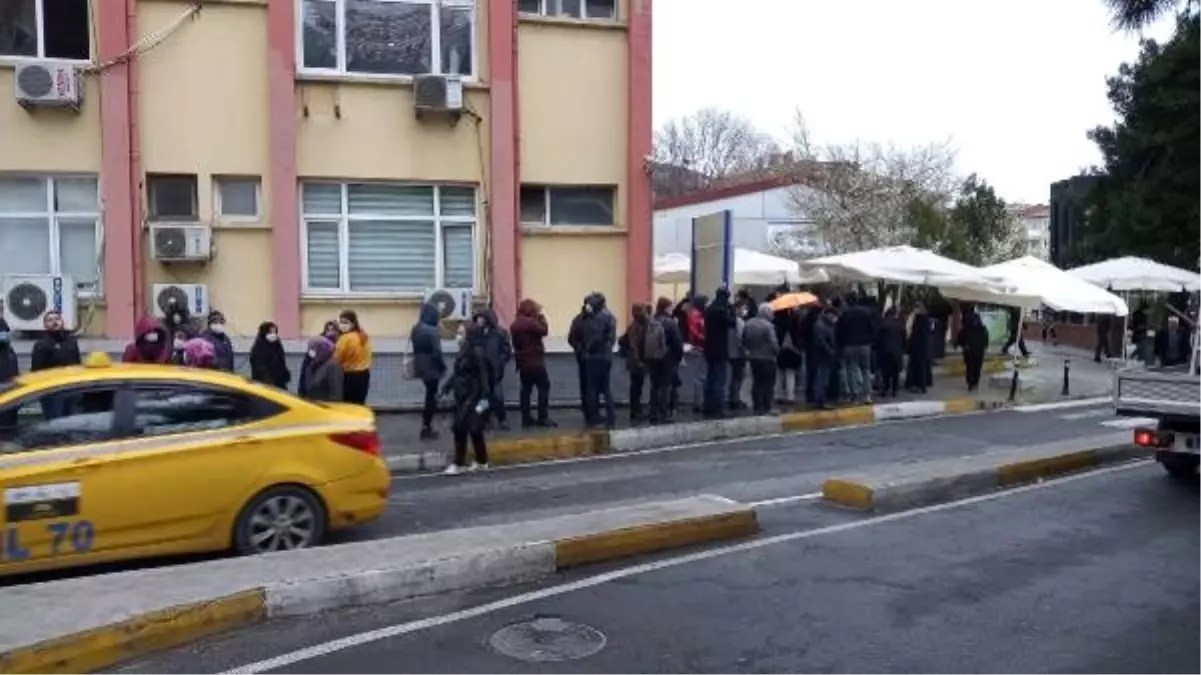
{"left": 0, "top": 353, "right": 391, "bottom": 576}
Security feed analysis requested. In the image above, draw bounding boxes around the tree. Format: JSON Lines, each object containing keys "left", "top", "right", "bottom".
{"left": 782, "top": 111, "right": 958, "bottom": 255}
{"left": 1104, "top": 0, "right": 1191, "bottom": 30}
{"left": 1082, "top": 9, "right": 1199, "bottom": 270}
{"left": 909, "top": 176, "right": 1024, "bottom": 266}
{"left": 652, "top": 108, "right": 781, "bottom": 198}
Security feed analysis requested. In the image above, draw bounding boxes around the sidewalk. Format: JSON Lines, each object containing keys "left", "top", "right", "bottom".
{"left": 378, "top": 345, "right": 1114, "bottom": 472}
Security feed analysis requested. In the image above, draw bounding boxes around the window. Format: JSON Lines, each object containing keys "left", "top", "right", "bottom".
{"left": 302, "top": 182, "right": 476, "bottom": 294}
{"left": 129, "top": 386, "right": 282, "bottom": 438}
{"left": 147, "top": 174, "right": 198, "bottom": 221}
{"left": 0, "top": 0, "right": 90, "bottom": 61}
{"left": 299, "top": 0, "right": 475, "bottom": 78}
{"left": 518, "top": 0, "right": 616, "bottom": 20}
{"left": 0, "top": 175, "right": 100, "bottom": 293}
{"left": 214, "top": 176, "right": 261, "bottom": 220}
{"left": 520, "top": 185, "right": 616, "bottom": 227}
{"left": 0, "top": 387, "right": 118, "bottom": 455}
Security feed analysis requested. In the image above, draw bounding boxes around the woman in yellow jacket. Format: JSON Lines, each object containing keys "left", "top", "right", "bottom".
{"left": 334, "top": 309, "right": 373, "bottom": 404}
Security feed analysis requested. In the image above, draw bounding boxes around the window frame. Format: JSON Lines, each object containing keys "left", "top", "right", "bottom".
{"left": 0, "top": 0, "right": 92, "bottom": 65}
{"left": 115, "top": 382, "right": 286, "bottom": 440}
{"left": 146, "top": 173, "right": 200, "bottom": 222}
{"left": 299, "top": 181, "right": 479, "bottom": 298}
{"left": 213, "top": 175, "right": 262, "bottom": 223}
{"left": 518, "top": 0, "right": 618, "bottom": 20}
{"left": 0, "top": 173, "right": 102, "bottom": 297}
{"left": 0, "top": 382, "right": 122, "bottom": 456}
{"left": 520, "top": 184, "right": 618, "bottom": 228}
{"left": 295, "top": 0, "right": 479, "bottom": 82}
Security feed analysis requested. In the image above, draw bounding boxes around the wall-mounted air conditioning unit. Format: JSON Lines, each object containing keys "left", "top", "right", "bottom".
{"left": 424, "top": 288, "right": 473, "bottom": 322}
{"left": 14, "top": 62, "right": 83, "bottom": 110}
{"left": 152, "top": 283, "right": 210, "bottom": 320}
{"left": 149, "top": 223, "right": 212, "bottom": 262}
{"left": 413, "top": 74, "right": 463, "bottom": 118}
{"left": 2, "top": 275, "right": 78, "bottom": 331}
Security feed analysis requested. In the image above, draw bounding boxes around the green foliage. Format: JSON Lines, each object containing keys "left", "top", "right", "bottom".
{"left": 910, "top": 175, "right": 1022, "bottom": 266}
{"left": 1083, "top": 10, "right": 1200, "bottom": 270}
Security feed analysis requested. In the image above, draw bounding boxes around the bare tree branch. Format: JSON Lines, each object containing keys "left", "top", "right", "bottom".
{"left": 652, "top": 108, "right": 782, "bottom": 198}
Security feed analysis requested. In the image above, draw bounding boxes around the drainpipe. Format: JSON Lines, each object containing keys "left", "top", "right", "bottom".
{"left": 126, "top": 0, "right": 145, "bottom": 323}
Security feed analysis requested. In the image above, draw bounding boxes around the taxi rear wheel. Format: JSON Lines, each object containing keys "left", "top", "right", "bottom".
{"left": 234, "top": 486, "right": 328, "bottom": 556}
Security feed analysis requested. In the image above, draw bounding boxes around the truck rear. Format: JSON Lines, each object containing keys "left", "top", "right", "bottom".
{"left": 1114, "top": 341, "right": 1201, "bottom": 480}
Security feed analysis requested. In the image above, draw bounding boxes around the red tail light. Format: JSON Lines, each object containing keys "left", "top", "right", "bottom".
{"left": 330, "top": 430, "right": 381, "bottom": 457}
{"left": 1134, "top": 427, "right": 1172, "bottom": 449}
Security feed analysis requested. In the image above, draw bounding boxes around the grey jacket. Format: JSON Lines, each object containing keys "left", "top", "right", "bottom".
{"left": 303, "top": 359, "right": 344, "bottom": 402}
{"left": 742, "top": 304, "right": 780, "bottom": 361}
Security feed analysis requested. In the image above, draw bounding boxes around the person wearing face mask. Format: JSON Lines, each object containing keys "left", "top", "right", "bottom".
{"left": 250, "top": 321, "right": 291, "bottom": 389}
{"left": 121, "top": 316, "right": 171, "bottom": 364}
{"left": 182, "top": 337, "right": 217, "bottom": 369}
{"left": 439, "top": 325, "right": 492, "bottom": 475}
{"left": 300, "top": 337, "right": 343, "bottom": 402}
{"left": 0, "top": 319, "right": 18, "bottom": 385}
{"left": 299, "top": 321, "right": 339, "bottom": 397}
{"left": 333, "top": 310, "right": 373, "bottom": 405}
{"left": 200, "top": 310, "right": 235, "bottom": 372}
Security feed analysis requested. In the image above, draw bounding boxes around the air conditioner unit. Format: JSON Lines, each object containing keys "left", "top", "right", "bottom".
{"left": 152, "top": 283, "right": 210, "bottom": 321}
{"left": 413, "top": 74, "right": 463, "bottom": 116}
{"left": 149, "top": 223, "right": 212, "bottom": 262}
{"left": 424, "top": 288, "right": 473, "bottom": 322}
{"left": 2, "top": 275, "right": 77, "bottom": 332}
{"left": 14, "top": 62, "right": 83, "bottom": 109}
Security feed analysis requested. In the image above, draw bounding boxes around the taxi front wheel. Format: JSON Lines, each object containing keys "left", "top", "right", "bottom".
{"left": 234, "top": 486, "right": 328, "bottom": 556}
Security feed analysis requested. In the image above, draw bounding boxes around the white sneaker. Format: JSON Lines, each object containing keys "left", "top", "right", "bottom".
{"left": 442, "top": 464, "right": 465, "bottom": 476}
{"left": 469, "top": 462, "right": 490, "bottom": 472}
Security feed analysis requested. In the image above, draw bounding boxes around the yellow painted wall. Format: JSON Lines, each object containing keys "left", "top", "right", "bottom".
{"left": 299, "top": 303, "right": 420, "bottom": 340}
{"left": 137, "top": 0, "right": 273, "bottom": 337}
{"left": 521, "top": 234, "right": 627, "bottom": 336}
{"left": 0, "top": 72, "right": 102, "bottom": 172}
{"left": 517, "top": 22, "right": 627, "bottom": 221}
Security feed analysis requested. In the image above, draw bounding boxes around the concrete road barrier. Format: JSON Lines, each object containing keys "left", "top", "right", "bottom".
{"left": 0, "top": 496, "right": 757, "bottom": 675}
{"left": 388, "top": 397, "right": 1012, "bottom": 474}
{"left": 821, "top": 432, "right": 1140, "bottom": 513}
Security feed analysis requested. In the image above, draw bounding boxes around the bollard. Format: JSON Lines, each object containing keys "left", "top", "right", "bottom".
{"left": 1008, "top": 366, "right": 1020, "bottom": 402}
{"left": 1061, "top": 358, "right": 1071, "bottom": 397}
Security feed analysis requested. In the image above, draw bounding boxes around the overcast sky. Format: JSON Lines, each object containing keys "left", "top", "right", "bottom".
{"left": 652, "top": 0, "right": 1178, "bottom": 205}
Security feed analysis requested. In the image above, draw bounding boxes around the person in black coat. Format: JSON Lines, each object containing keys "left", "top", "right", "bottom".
{"left": 30, "top": 311, "right": 82, "bottom": 419}
{"left": 0, "top": 319, "right": 18, "bottom": 430}
{"left": 956, "top": 311, "right": 990, "bottom": 391}
{"left": 1001, "top": 306, "right": 1029, "bottom": 358}
{"left": 904, "top": 303, "right": 932, "bottom": 394}
{"left": 810, "top": 308, "right": 839, "bottom": 409}
{"left": 1094, "top": 313, "right": 1113, "bottom": 363}
{"left": 298, "top": 321, "right": 339, "bottom": 397}
{"left": 410, "top": 303, "right": 447, "bottom": 439}
{"left": 875, "top": 307, "right": 905, "bottom": 398}
{"left": 702, "top": 287, "right": 735, "bottom": 418}
{"left": 249, "top": 322, "right": 291, "bottom": 389}
{"left": 439, "top": 326, "right": 493, "bottom": 476}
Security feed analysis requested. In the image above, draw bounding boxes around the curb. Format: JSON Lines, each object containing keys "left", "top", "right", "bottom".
{"left": 386, "top": 396, "right": 1015, "bottom": 474}
{"left": 0, "top": 502, "right": 758, "bottom": 675}
{"left": 820, "top": 436, "right": 1139, "bottom": 513}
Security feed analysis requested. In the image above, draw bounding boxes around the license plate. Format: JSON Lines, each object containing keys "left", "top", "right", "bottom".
{"left": 1179, "top": 435, "right": 1200, "bottom": 452}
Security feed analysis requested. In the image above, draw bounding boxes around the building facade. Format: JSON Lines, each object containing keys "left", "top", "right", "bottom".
{"left": 0, "top": 0, "right": 652, "bottom": 342}
{"left": 1016, "top": 204, "right": 1051, "bottom": 261}
{"left": 1049, "top": 175, "right": 1099, "bottom": 270}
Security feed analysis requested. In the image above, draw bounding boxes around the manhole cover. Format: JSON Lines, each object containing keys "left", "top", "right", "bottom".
{"left": 489, "top": 617, "right": 607, "bottom": 662}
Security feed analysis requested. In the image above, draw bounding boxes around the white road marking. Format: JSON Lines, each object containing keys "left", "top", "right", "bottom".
{"left": 1060, "top": 409, "right": 1112, "bottom": 421}
{"left": 747, "top": 493, "right": 823, "bottom": 508}
{"left": 1100, "top": 417, "right": 1157, "bottom": 429}
{"left": 225, "top": 460, "right": 1152, "bottom": 674}
{"left": 1013, "top": 397, "right": 1111, "bottom": 413}
{"left": 390, "top": 409, "right": 995, "bottom": 482}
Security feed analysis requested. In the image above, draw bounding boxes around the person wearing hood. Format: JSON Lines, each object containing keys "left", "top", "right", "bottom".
{"left": 182, "top": 337, "right": 218, "bottom": 369}
{"left": 162, "top": 306, "right": 194, "bottom": 364}
{"left": 121, "top": 316, "right": 171, "bottom": 364}
{"left": 621, "top": 303, "right": 652, "bottom": 422}
{"left": 567, "top": 300, "right": 591, "bottom": 416}
{"left": 684, "top": 294, "right": 708, "bottom": 412}
{"left": 956, "top": 311, "right": 990, "bottom": 391}
{"left": 811, "top": 306, "right": 839, "bottom": 410}
{"left": 410, "top": 303, "right": 448, "bottom": 440}
{"left": 470, "top": 308, "right": 512, "bottom": 430}
{"left": 250, "top": 321, "right": 291, "bottom": 389}
{"left": 30, "top": 311, "right": 81, "bottom": 419}
{"left": 742, "top": 303, "right": 779, "bottom": 414}
{"left": 334, "top": 310, "right": 373, "bottom": 404}
{"left": 579, "top": 292, "right": 617, "bottom": 428}
{"left": 511, "top": 299, "right": 555, "bottom": 429}
{"left": 702, "top": 287, "right": 735, "bottom": 418}
{"left": 440, "top": 325, "right": 493, "bottom": 476}
{"left": 300, "top": 337, "right": 343, "bottom": 402}
{"left": 649, "top": 297, "right": 684, "bottom": 424}
{"left": 299, "top": 321, "right": 340, "bottom": 397}
{"left": 904, "top": 302, "right": 933, "bottom": 394}
{"left": 200, "top": 310, "right": 235, "bottom": 372}
{"left": 875, "top": 307, "right": 905, "bottom": 398}
{"left": 727, "top": 301, "right": 749, "bottom": 410}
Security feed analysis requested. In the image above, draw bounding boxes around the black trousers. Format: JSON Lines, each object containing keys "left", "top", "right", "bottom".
{"left": 343, "top": 370, "right": 371, "bottom": 404}
{"left": 648, "top": 360, "right": 673, "bottom": 422}
{"left": 452, "top": 428, "right": 488, "bottom": 466}
{"left": 728, "top": 359, "right": 747, "bottom": 407}
{"left": 421, "top": 379, "right": 439, "bottom": 428}
{"left": 1094, "top": 335, "right": 1113, "bottom": 361}
{"left": 519, "top": 365, "right": 550, "bottom": 423}
{"left": 964, "top": 350, "right": 985, "bottom": 389}
{"left": 879, "top": 353, "right": 901, "bottom": 396}
{"left": 1002, "top": 331, "right": 1029, "bottom": 357}
{"left": 629, "top": 369, "right": 646, "bottom": 418}
{"left": 749, "top": 359, "right": 777, "bottom": 413}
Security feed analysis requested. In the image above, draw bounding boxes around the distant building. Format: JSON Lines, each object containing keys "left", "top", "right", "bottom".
{"left": 1013, "top": 204, "right": 1051, "bottom": 260}
{"left": 1049, "top": 175, "right": 1100, "bottom": 269}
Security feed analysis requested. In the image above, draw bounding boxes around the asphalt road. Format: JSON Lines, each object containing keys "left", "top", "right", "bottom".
{"left": 118, "top": 460, "right": 1199, "bottom": 674}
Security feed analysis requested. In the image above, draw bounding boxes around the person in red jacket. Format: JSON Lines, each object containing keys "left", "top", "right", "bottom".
{"left": 510, "top": 298, "right": 556, "bottom": 428}
{"left": 121, "top": 316, "right": 171, "bottom": 364}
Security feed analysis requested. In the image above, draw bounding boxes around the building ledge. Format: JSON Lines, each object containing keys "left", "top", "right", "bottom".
{"left": 518, "top": 15, "right": 627, "bottom": 31}
{"left": 296, "top": 72, "right": 489, "bottom": 91}
{"left": 522, "top": 225, "right": 627, "bottom": 237}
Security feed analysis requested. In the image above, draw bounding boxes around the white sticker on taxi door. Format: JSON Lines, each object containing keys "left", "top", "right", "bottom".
{"left": 2, "top": 482, "right": 95, "bottom": 563}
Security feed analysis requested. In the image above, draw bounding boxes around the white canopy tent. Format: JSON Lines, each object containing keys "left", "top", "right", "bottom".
{"left": 1067, "top": 256, "right": 1200, "bottom": 293}
{"left": 956, "top": 256, "right": 1128, "bottom": 315}
{"left": 798, "top": 245, "right": 1027, "bottom": 302}
{"left": 653, "top": 248, "right": 810, "bottom": 286}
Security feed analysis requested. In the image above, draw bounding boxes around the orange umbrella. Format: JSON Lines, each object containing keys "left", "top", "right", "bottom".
{"left": 770, "top": 292, "right": 818, "bottom": 312}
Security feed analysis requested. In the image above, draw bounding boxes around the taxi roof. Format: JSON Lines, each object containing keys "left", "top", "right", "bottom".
{"left": 13, "top": 360, "right": 258, "bottom": 391}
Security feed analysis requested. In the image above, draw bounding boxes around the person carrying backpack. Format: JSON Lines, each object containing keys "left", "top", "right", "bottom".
{"left": 622, "top": 303, "right": 652, "bottom": 422}
{"left": 646, "top": 298, "right": 679, "bottom": 424}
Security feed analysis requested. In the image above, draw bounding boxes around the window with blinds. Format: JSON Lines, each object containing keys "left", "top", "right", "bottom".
{"left": 301, "top": 182, "right": 477, "bottom": 294}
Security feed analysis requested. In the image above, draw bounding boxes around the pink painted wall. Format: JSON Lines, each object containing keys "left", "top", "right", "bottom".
{"left": 267, "top": 0, "right": 301, "bottom": 337}
{"left": 487, "top": 0, "right": 520, "bottom": 327}
{"left": 626, "top": 0, "right": 654, "bottom": 305}
{"left": 97, "top": 0, "right": 137, "bottom": 339}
